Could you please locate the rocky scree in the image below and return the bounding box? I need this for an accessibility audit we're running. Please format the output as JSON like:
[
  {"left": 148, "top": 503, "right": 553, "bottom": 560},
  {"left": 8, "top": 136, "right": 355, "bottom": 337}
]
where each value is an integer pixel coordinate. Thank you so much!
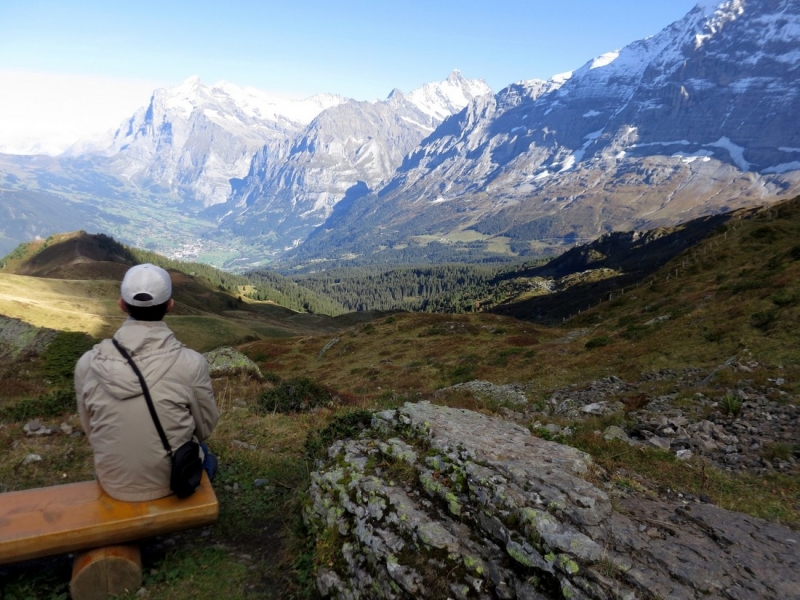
[{"left": 524, "top": 364, "right": 799, "bottom": 476}]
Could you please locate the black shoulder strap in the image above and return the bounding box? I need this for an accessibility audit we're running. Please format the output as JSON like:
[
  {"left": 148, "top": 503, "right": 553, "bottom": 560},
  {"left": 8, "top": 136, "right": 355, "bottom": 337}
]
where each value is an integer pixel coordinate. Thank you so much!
[{"left": 112, "top": 338, "right": 173, "bottom": 460}]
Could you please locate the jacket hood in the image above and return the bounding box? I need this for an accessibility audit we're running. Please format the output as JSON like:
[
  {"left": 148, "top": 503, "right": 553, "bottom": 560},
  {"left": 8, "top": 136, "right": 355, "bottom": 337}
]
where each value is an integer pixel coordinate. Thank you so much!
[{"left": 88, "top": 319, "right": 184, "bottom": 401}]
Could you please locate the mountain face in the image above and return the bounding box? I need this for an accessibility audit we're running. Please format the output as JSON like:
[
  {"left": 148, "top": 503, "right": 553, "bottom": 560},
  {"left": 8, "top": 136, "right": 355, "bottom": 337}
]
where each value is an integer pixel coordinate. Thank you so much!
[
  {"left": 1, "top": 0, "right": 799, "bottom": 268},
  {"left": 208, "top": 71, "right": 492, "bottom": 252},
  {"left": 288, "top": 0, "right": 800, "bottom": 265},
  {"left": 93, "top": 77, "right": 347, "bottom": 208}
]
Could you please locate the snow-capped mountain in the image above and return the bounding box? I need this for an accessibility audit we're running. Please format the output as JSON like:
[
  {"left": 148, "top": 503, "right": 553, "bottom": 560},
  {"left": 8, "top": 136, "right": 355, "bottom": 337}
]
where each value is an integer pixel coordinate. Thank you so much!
[
  {"left": 289, "top": 0, "right": 800, "bottom": 263},
  {"left": 95, "top": 76, "right": 346, "bottom": 207},
  {"left": 211, "top": 71, "right": 492, "bottom": 249},
  {"left": 405, "top": 69, "right": 495, "bottom": 124},
  {"left": 1, "top": 0, "right": 797, "bottom": 267}
]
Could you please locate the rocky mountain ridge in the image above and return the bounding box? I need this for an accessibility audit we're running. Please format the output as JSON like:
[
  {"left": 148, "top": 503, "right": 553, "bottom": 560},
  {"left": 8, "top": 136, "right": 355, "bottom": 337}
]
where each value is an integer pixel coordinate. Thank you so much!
[
  {"left": 201, "top": 70, "right": 493, "bottom": 251},
  {"left": 95, "top": 71, "right": 491, "bottom": 215},
  {"left": 288, "top": 0, "right": 800, "bottom": 266}
]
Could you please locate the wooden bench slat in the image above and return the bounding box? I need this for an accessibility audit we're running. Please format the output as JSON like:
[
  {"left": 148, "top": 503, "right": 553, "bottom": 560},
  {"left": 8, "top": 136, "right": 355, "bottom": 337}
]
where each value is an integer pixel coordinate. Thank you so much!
[{"left": 0, "top": 473, "right": 218, "bottom": 564}]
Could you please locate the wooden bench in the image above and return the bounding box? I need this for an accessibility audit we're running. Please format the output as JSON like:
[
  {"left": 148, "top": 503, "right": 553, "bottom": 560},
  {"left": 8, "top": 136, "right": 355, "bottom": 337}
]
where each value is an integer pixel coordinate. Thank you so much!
[{"left": 0, "top": 473, "right": 218, "bottom": 599}]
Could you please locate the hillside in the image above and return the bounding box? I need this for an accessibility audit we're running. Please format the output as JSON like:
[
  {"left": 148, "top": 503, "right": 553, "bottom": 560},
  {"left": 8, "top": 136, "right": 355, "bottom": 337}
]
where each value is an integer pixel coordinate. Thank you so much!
[
  {"left": 483, "top": 203, "right": 761, "bottom": 323},
  {"left": 0, "top": 232, "right": 360, "bottom": 355},
  {"left": 284, "top": 198, "right": 791, "bottom": 320},
  {"left": 239, "top": 188, "right": 800, "bottom": 397},
  {"left": 490, "top": 195, "right": 800, "bottom": 369},
  {"left": 1, "top": 199, "right": 799, "bottom": 598},
  {"left": 0, "top": 198, "right": 800, "bottom": 600}
]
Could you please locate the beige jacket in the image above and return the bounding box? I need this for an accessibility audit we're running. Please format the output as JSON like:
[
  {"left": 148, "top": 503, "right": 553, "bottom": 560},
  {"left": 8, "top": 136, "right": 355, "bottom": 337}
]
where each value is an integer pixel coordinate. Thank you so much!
[{"left": 75, "top": 319, "right": 218, "bottom": 501}]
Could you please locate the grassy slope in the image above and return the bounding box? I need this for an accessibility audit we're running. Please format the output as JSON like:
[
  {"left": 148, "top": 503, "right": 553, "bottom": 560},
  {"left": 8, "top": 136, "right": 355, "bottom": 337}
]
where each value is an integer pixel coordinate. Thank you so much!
[
  {"left": 0, "top": 249, "right": 357, "bottom": 355},
  {"left": 564, "top": 198, "right": 800, "bottom": 371},
  {"left": 0, "top": 274, "right": 120, "bottom": 337},
  {"left": 2, "top": 199, "right": 800, "bottom": 598},
  {"left": 242, "top": 197, "right": 800, "bottom": 396},
  {"left": 0, "top": 269, "right": 368, "bottom": 354}
]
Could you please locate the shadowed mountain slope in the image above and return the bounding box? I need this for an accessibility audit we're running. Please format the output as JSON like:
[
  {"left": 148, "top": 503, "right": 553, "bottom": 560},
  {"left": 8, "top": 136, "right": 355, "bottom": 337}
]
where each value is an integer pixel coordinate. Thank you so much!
[{"left": 489, "top": 195, "right": 800, "bottom": 350}]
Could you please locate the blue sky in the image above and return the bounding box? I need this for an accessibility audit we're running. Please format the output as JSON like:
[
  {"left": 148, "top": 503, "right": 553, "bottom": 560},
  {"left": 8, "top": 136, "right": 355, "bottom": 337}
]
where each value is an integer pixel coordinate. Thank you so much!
[{"left": 0, "top": 0, "right": 700, "bottom": 153}]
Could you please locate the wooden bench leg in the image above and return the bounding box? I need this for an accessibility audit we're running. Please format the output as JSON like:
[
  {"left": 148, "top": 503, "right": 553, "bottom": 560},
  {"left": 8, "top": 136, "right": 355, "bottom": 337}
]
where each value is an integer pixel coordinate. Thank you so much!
[{"left": 71, "top": 545, "right": 142, "bottom": 600}]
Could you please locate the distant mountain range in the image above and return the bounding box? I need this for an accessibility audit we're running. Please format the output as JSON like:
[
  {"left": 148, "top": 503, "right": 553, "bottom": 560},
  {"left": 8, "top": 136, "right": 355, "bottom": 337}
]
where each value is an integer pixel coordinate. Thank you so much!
[{"left": 0, "top": 0, "right": 798, "bottom": 269}]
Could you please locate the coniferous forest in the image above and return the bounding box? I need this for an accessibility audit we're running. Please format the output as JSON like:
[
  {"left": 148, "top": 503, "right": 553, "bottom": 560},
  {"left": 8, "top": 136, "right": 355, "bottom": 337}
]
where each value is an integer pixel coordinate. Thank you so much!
[{"left": 285, "top": 262, "right": 541, "bottom": 313}]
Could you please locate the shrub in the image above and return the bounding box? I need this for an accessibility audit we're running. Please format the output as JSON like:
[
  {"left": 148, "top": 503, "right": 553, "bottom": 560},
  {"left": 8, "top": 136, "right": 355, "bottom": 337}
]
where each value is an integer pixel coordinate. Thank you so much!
[
  {"left": 304, "top": 409, "right": 374, "bottom": 459},
  {"left": 703, "top": 328, "right": 725, "bottom": 343},
  {"left": 749, "top": 226, "right": 778, "bottom": 243},
  {"left": 448, "top": 354, "right": 479, "bottom": 384},
  {"left": 585, "top": 336, "right": 611, "bottom": 349},
  {"left": 257, "top": 377, "right": 334, "bottom": 414},
  {"left": 721, "top": 393, "right": 743, "bottom": 417},
  {"left": 771, "top": 291, "right": 798, "bottom": 308},
  {"left": 530, "top": 426, "right": 567, "bottom": 444},
  {"left": 0, "top": 388, "right": 77, "bottom": 422},
  {"left": 40, "top": 332, "right": 97, "bottom": 381},
  {"left": 261, "top": 371, "right": 282, "bottom": 384},
  {"left": 449, "top": 364, "right": 475, "bottom": 384},
  {"left": 490, "top": 347, "right": 523, "bottom": 366},
  {"left": 761, "top": 442, "right": 792, "bottom": 462},
  {"left": 622, "top": 324, "right": 650, "bottom": 341},
  {"left": 3, "top": 242, "right": 29, "bottom": 262},
  {"left": 751, "top": 309, "right": 779, "bottom": 331}
]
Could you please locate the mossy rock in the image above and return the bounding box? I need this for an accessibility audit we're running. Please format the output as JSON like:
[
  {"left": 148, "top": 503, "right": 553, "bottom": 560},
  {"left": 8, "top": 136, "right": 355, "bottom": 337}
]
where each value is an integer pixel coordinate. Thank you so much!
[{"left": 203, "top": 346, "right": 264, "bottom": 380}]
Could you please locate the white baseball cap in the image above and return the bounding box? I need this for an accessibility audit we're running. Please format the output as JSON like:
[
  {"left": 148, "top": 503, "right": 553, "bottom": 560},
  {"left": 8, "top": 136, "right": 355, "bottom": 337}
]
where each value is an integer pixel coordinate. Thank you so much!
[{"left": 120, "top": 264, "right": 172, "bottom": 307}]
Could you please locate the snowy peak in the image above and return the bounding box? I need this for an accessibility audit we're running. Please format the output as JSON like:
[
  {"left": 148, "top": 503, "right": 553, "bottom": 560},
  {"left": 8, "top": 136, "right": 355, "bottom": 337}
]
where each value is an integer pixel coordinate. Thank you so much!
[
  {"left": 694, "top": 0, "right": 746, "bottom": 24},
  {"left": 405, "top": 70, "right": 492, "bottom": 122},
  {"left": 213, "top": 81, "right": 347, "bottom": 125},
  {"left": 97, "top": 76, "right": 351, "bottom": 208},
  {"left": 151, "top": 76, "right": 347, "bottom": 126},
  {"left": 498, "top": 76, "right": 567, "bottom": 108},
  {"left": 570, "top": 0, "right": 793, "bottom": 87}
]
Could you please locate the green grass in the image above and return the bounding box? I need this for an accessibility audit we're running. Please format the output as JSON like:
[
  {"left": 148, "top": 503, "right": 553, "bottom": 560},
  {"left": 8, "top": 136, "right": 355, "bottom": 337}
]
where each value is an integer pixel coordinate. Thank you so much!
[
  {"left": 39, "top": 332, "right": 97, "bottom": 381},
  {"left": 133, "top": 547, "right": 251, "bottom": 600},
  {"left": 167, "top": 315, "right": 261, "bottom": 353},
  {"left": 0, "top": 388, "right": 77, "bottom": 423}
]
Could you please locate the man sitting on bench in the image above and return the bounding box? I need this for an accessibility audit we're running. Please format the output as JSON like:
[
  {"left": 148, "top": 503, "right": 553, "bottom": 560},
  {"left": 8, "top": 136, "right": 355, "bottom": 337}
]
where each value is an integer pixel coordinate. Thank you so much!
[{"left": 74, "top": 263, "right": 219, "bottom": 502}]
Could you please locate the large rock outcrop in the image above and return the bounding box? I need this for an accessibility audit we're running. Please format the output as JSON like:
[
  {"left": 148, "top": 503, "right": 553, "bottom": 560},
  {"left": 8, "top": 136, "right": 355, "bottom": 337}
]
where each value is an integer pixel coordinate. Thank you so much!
[{"left": 304, "top": 402, "right": 799, "bottom": 599}]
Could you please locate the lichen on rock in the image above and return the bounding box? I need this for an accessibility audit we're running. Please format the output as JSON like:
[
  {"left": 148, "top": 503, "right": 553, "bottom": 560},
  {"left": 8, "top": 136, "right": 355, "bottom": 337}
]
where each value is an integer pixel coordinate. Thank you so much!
[
  {"left": 304, "top": 401, "right": 800, "bottom": 599},
  {"left": 203, "top": 346, "right": 263, "bottom": 379}
]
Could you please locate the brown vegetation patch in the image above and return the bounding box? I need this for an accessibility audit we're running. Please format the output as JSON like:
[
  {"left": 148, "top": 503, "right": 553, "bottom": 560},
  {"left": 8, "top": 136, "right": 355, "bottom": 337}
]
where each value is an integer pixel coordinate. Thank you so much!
[
  {"left": 622, "top": 393, "right": 651, "bottom": 412},
  {"left": 505, "top": 334, "right": 540, "bottom": 346},
  {"left": 243, "top": 341, "right": 293, "bottom": 361},
  {"left": 0, "top": 377, "right": 49, "bottom": 401}
]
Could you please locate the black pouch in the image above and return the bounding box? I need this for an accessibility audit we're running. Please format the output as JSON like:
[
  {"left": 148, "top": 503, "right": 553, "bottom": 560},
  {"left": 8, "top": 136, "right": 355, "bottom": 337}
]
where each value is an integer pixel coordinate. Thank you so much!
[{"left": 170, "top": 439, "right": 203, "bottom": 499}]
